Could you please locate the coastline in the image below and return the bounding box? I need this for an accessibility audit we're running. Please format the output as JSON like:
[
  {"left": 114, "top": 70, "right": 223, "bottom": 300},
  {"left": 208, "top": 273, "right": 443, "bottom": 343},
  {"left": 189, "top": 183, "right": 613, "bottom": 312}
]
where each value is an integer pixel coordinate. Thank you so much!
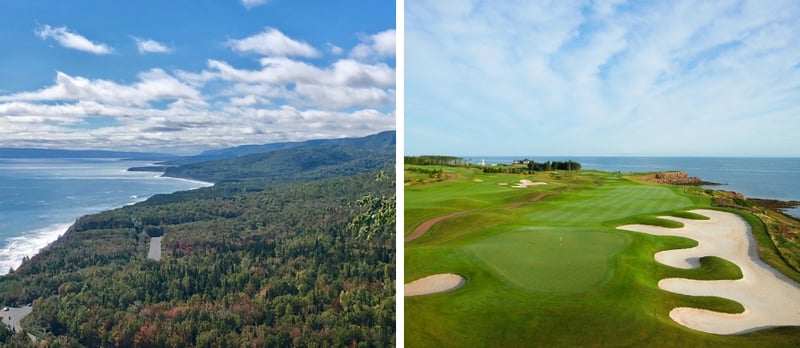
[
  {"left": 158, "top": 173, "right": 215, "bottom": 188},
  {"left": 126, "top": 161, "right": 215, "bottom": 188},
  {"left": 0, "top": 168, "right": 214, "bottom": 276}
]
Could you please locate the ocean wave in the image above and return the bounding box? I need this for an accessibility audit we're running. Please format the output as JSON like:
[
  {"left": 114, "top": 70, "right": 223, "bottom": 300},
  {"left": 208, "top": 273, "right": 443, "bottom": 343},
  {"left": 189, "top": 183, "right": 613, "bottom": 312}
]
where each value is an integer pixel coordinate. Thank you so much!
[{"left": 0, "top": 222, "right": 73, "bottom": 276}]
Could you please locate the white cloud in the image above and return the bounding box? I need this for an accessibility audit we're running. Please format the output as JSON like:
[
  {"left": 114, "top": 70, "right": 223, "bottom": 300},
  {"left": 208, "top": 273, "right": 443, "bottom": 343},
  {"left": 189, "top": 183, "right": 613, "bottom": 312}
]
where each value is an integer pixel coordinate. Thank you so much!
[
  {"left": 405, "top": 0, "right": 800, "bottom": 156},
  {"left": 0, "top": 60, "right": 395, "bottom": 152},
  {"left": 327, "top": 42, "right": 343, "bottom": 55},
  {"left": 351, "top": 29, "right": 395, "bottom": 60},
  {"left": 5, "top": 23, "right": 396, "bottom": 152},
  {"left": 0, "top": 101, "right": 394, "bottom": 152},
  {"left": 0, "top": 69, "right": 202, "bottom": 107},
  {"left": 293, "top": 84, "right": 395, "bottom": 109},
  {"left": 35, "top": 25, "right": 112, "bottom": 55},
  {"left": 226, "top": 27, "right": 318, "bottom": 57},
  {"left": 133, "top": 37, "right": 172, "bottom": 54},
  {"left": 229, "top": 95, "right": 270, "bottom": 107},
  {"left": 197, "top": 57, "right": 395, "bottom": 87},
  {"left": 240, "top": 0, "right": 269, "bottom": 10},
  {"left": 181, "top": 57, "right": 395, "bottom": 109}
]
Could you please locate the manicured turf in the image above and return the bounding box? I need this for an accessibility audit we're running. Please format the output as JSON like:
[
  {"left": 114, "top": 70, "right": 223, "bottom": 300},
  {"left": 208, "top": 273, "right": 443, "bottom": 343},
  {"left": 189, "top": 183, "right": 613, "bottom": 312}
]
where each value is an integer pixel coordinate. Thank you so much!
[
  {"left": 469, "top": 228, "right": 627, "bottom": 292},
  {"left": 405, "top": 166, "right": 800, "bottom": 347}
]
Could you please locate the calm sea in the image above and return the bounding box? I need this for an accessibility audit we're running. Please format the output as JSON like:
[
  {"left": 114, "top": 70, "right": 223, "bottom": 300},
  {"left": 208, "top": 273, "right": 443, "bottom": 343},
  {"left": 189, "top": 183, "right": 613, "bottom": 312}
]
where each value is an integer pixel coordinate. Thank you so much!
[
  {"left": 0, "top": 158, "right": 212, "bottom": 275},
  {"left": 466, "top": 156, "right": 800, "bottom": 218}
]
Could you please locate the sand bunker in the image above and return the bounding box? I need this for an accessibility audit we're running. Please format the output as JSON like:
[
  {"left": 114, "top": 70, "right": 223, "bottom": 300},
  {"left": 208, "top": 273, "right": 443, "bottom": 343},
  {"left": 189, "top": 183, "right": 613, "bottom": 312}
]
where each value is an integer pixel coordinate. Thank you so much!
[
  {"left": 473, "top": 179, "right": 484, "bottom": 183},
  {"left": 405, "top": 273, "right": 466, "bottom": 296},
  {"left": 618, "top": 209, "right": 800, "bottom": 335},
  {"left": 512, "top": 179, "right": 547, "bottom": 188}
]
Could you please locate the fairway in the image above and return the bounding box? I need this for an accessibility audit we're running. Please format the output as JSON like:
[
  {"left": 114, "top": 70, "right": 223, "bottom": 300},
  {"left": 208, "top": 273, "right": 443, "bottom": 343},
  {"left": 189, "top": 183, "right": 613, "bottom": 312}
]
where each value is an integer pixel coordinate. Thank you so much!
[
  {"left": 405, "top": 165, "right": 800, "bottom": 347},
  {"left": 469, "top": 228, "right": 627, "bottom": 292}
]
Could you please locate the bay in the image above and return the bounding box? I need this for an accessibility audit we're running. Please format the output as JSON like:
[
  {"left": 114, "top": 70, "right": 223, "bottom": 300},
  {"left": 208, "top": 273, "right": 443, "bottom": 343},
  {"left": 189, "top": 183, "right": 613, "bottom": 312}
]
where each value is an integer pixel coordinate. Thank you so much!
[{"left": 0, "top": 158, "right": 212, "bottom": 275}]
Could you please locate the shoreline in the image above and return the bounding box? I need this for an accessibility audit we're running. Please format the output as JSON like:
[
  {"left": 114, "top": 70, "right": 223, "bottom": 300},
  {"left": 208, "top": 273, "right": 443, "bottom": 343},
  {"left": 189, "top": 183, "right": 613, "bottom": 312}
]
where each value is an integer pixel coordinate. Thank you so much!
[
  {"left": 158, "top": 173, "right": 215, "bottom": 188},
  {"left": 0, "top": 169, "right": 214, "bottom": 276},
  {"left": 0, "top": 222, "right": 72, "bottom": 275}
]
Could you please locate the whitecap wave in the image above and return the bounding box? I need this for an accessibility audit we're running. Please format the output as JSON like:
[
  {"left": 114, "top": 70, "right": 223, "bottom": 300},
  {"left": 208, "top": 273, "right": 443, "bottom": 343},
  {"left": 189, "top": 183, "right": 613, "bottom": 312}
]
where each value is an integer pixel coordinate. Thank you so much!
[{"left": 0, "top": 222, "right": 72, "bottom": 276}]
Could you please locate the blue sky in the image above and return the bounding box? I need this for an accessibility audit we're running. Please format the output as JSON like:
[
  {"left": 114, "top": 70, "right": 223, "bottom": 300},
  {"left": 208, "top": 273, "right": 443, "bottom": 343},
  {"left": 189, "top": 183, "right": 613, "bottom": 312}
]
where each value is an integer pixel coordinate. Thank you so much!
[
  {"left": 0, "top": 0, "right": 395, "bottom": 154},
  {"left": 405, "top": 0, "right": 800, "bottom": 157}
]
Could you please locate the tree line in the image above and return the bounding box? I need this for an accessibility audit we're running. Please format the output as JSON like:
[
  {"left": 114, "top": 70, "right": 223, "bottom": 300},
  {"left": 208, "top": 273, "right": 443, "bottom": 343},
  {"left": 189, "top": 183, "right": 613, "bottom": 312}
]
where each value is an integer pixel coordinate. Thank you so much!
[
  {"left": 482, "top": 160, "right": 581, "bottom": 174},
  {"left": 404, "top": 156, "right": 469, "bottom": 166}
]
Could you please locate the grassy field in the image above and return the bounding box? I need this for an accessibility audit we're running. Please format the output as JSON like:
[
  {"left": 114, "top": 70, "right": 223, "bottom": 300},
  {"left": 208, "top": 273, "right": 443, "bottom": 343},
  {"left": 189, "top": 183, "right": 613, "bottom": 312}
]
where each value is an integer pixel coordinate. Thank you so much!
[{"left": 404, "top": 166, "right": 800, "bottom": 347}]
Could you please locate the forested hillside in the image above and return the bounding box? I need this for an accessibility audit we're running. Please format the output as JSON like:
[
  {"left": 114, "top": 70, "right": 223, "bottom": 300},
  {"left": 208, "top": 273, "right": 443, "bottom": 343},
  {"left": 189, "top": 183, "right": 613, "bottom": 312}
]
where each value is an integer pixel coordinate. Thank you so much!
[
  {"left": 0, "top": 132, "right": 396, "bottom": 347},
  {"left": 165, "top": 145, "right": 393, "bottom": 184},
  {"left": 164, "top": 130, "right": 395, "bottom": 166}
]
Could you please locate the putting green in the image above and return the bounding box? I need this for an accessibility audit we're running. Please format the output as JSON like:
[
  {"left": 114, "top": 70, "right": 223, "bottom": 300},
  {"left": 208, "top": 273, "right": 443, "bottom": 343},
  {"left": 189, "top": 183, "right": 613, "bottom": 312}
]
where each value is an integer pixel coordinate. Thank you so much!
[{"left": 468, "top": 228, "right": 627, "bottom": 292}]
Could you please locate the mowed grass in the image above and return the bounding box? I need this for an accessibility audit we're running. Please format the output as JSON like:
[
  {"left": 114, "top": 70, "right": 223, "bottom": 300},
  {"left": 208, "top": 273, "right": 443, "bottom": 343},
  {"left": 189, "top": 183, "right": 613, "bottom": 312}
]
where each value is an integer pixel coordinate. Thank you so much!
[
  {"left": 404, "top": 166, "right": 800, "bottom": 347},
  {"left": 404, "top": 167, "right": 566, "bottom": 237},
  {"left": 469, "top": 228, "right": 627, "bottom": 292}
]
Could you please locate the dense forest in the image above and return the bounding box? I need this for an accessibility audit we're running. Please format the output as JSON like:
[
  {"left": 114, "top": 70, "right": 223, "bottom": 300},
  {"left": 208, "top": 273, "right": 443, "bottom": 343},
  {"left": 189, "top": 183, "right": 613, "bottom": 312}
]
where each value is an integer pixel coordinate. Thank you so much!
[{"left": 0, "top": 132, "right": 395, "bottom": 347}]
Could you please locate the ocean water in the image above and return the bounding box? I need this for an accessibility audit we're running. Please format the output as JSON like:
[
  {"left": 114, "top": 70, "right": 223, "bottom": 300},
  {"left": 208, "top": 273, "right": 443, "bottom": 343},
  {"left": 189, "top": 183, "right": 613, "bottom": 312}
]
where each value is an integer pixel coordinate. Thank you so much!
[
  {"left": 0, "top": 158, "right": 212, "bottom": 275},
  {"left": 466, "top": 156, "right": 800, "bottom": 218}
]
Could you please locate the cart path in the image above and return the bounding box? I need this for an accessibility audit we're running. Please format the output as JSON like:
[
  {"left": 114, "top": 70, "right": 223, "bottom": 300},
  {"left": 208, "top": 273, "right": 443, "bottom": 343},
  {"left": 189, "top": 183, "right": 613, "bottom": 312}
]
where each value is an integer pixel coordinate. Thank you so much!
[
  {"left": 405, "top": 192, "right": 552, "bottom": 243},
  {"left": 404, "top": 210, "right": 475, "bottom": 242}
]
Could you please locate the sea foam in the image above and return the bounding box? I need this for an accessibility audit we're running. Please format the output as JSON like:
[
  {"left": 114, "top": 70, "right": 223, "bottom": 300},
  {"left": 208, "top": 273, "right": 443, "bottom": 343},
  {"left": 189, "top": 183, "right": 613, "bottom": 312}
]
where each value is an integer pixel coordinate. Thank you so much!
[{"left": 0, "top": 222, "right": 72, "bottom": 275}]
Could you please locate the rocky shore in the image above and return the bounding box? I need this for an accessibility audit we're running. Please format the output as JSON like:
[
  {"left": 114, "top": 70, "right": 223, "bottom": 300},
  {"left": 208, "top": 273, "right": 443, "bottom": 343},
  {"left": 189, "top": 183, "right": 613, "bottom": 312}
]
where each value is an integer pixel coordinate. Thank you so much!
[
  {"left": 749, "top": 198, "right": 800, "bottom": 212},
  {"left": 643, "top": 171, "right": 722, "bottom": 186}
]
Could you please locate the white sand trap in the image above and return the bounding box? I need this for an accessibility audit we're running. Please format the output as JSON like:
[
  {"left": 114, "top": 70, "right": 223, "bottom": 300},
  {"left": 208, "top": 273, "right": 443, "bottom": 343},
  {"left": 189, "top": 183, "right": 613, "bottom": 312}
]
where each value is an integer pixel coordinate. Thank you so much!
[
  {"left": 618, "top": 209, "right": 800, "bottom": 335},
  {"left": 473, "top": 179, "right": 484, "bottom": 183},
  {"left": 405, "top": 273, "right": 466, "bottom": 296},
  {"left": 511, "top": 179, "right": 547, "bottom": 188},
  {"left": 498, "top": 182, "right": 508, "bottom": 186}
]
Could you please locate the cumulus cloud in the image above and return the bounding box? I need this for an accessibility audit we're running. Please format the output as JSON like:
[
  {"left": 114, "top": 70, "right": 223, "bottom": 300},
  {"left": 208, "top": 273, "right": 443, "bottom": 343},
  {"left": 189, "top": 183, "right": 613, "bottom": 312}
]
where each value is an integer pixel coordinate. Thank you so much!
[
  {"left": 178, "top": 57, "right": 395, "bottom": 110},
  {"left": 293, "top": 84, "right": 395, "bottom": 110},
  {"left": 226, "top": 27, "right": 318, "bottom": 57},
  {"left": 133, "top": 37, "right": 172, "bottom": 54},
  {"left": 0, "top": 69, "right": 202, "bottom": 107},
  {"left": 0, "top": 100, "right": 394, "bottom": 152},
  {"left": 196, "top": 57, "right": 395, "bottom": 87},
  {"left": 35, "top": 25, "right": 112, "bottom": 54},
  {"left": 350, "top": 29, "right": 395, "bottom": 60},
  {"left": 5, "top": 23, "right": 396, "bottom": 152}
]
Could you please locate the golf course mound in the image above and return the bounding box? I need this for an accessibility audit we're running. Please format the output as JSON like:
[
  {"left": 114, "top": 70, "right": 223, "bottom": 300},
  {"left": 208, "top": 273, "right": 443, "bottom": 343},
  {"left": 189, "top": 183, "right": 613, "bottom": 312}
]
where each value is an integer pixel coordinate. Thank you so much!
[
  {"left": 618, "top": 209, "right": 800, "bottom": 335},
  {"left": 405, "top": 273, "right": 466, "bottom": 296}
]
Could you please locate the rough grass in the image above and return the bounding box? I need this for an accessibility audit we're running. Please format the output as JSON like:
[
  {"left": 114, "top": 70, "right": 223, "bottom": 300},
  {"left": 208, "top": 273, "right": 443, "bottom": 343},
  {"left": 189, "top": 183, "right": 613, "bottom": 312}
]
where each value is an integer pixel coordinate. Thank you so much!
[{"left": 405, "top": 166, "right": 800, "bottom": 347}]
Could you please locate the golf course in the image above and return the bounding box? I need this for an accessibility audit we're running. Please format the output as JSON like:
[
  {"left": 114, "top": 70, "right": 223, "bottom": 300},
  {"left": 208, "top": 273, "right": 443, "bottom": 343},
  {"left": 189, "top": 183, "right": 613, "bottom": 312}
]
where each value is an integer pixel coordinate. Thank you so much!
[{"left": 404, "top": 162, "right": 800, "bottom": 347}]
